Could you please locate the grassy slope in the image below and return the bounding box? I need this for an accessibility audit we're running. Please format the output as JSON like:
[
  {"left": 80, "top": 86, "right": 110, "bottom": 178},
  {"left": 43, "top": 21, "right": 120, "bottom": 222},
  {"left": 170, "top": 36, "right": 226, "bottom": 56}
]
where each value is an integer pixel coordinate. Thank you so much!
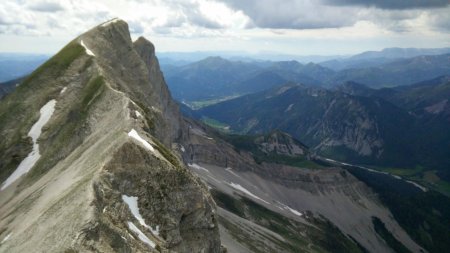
[{"left": 26, "top": 75, "right": 104, "bottom": 181}]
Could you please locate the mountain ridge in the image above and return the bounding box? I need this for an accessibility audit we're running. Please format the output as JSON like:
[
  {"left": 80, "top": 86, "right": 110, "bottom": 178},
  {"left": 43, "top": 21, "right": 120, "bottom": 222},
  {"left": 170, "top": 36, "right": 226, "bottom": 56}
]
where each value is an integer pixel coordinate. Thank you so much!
[{"left": 0, "top": 18, "right": 221, "bottom": 252}]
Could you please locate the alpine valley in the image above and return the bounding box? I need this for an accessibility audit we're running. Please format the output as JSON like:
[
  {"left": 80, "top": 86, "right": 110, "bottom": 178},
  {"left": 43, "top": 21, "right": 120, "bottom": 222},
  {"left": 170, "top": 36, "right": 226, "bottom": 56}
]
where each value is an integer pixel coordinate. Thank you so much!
[{"left": 1, "top": 19, "right": 450, "bottom": 253}]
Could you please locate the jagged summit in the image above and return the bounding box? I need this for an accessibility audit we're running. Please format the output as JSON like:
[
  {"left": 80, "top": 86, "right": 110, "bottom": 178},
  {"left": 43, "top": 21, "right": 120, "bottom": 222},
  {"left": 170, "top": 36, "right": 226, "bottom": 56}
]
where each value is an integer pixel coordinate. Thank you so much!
[
  {"left": 0, "top": 19, "right": 220, "bottom": 252},
  {"left": 76, "top": 18, "right": 181, "bottom": 145}
]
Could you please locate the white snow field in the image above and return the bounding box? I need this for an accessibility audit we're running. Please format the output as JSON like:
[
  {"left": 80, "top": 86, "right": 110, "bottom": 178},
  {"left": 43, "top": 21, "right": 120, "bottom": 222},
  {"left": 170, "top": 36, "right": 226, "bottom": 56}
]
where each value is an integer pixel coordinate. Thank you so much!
[
  {"left": 128, "top": 129, "right": 155, "bottom": 152},
  {"left": 1, "top": 99, "right": 56, "bottom": 190}
]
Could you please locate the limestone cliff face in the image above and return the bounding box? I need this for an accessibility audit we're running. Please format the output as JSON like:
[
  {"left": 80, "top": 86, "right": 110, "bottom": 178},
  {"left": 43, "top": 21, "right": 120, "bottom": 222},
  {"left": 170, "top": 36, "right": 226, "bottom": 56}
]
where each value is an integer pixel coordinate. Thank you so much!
[{"left": 0, "top": 19, "right": 220, "bottom": 253}]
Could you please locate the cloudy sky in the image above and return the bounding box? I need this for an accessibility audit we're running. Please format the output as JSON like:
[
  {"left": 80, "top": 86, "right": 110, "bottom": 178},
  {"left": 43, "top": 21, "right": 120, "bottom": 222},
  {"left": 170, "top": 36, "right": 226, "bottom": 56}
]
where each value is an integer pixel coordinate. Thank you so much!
[{"left": 1, "top": 0, "right": 449, "bottom": 55}]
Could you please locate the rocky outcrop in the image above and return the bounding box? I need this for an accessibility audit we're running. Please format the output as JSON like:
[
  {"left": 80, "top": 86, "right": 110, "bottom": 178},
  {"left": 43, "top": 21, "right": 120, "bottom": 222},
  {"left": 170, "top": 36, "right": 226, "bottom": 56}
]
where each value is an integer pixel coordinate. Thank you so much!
[
  {"left": 253, "top": 130, "right": 308, "bottom": 156},
  {"left": 0, "top": 19, "right": 221, "bottom": 252}
]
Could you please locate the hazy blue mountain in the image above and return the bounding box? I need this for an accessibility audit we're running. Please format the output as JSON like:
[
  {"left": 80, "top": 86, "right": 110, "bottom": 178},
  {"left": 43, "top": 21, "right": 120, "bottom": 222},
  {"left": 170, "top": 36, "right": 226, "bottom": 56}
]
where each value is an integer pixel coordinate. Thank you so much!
[
  {"left": 336, "top": 75, "right": 450, "bottom": 121},
  {"left": 157, "top": 50, "right": 346, "bottom": 63},
  {"left": 0, "top": 53, "right": 48, "bottom": 82},
  {"left": 321, "top": 47, "right": 450, "bottom": 71},
  {"left": 320, "top": 57, "right": 395, "bottom": 71},
  {"left": 164, "top": 56, "right": 263, "bottom": 101},
  {"left": 351, "top": 47, "right": 450, "bottom": 60},
  {"left": 231, "top": 70, "right": 287, "bottom": 94},
  {"left": 328, "top": 54, "right": 450, "bottom": 88},
  {"left": 164, "top": 57, "right": 336, "bottom": 102},
  {"left": 334, "top": 81, "right": 375, "bottom": 96},
  {"left": 267, "top": 61, "right": 334, "bottom": 85},
  {"left": 164, "top": 52, "right": 450, "bottom": 103}
]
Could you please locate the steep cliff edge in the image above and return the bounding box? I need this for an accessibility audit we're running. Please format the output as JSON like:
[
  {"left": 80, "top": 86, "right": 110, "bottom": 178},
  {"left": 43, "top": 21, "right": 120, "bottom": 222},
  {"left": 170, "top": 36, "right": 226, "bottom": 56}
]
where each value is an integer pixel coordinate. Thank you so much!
[{"left": 0, "top": 19, "right": 220, "bottom": 252}]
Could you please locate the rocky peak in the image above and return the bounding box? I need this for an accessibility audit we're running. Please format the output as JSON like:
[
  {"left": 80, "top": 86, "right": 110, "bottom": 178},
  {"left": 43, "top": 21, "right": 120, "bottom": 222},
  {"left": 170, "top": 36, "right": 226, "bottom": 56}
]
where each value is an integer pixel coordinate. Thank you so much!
[
  {"left": 0, "top": 19, "right": 220, "bottom": 252},
  {"left": 133, "top": 36, "right": 181, "bottom": 141},
  {"left": 75, "top": 18, "right": 181, "bottom": 146},
  {"left": 80, "top": 18, "right": 133, "bottom": 58},
  {"left": 134, "top": 36, "right": 156, "bottom": 59},
  {"left": 255, "top": 130, "right": 308, "bottom": 156}
]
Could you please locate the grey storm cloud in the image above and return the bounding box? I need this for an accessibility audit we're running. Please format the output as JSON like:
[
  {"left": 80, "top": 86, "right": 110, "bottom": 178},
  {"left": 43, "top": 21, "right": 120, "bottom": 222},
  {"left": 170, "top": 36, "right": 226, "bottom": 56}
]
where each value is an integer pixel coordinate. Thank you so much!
[
  {"left": 217, "top": 0, "right": 357, "bottom": 29},
  {"left": 28, "top": 1, "right": 65, "bottom": 12},
  {"left": 325, "top": 0, "right": 450, "bottom": 10},
  {"left": 217, "top": 0, "right": 450, "bottom": 32}
]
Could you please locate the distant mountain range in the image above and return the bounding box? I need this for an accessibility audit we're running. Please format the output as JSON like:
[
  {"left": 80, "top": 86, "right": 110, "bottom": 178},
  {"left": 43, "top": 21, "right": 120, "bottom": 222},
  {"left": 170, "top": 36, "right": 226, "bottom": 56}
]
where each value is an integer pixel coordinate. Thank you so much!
[
  {"left": 2, "top": 47, "right": 450, "bottom": 100},
  {"left": 0, "top": 53, "right": 48, "bottom": 82},
  {"left": 195, "top": 76, "right": 450, "bottom": 174},
  {"left": 163, "top": 52, "right": 450, "bottom": 102},
  {"left": 321, "top": 47, "right": 450, "bottom": 71},
  {"left": 330, "top": 54, "right": 450, "bottom": 87},
  {"left": 157, "top": 51, "right": 346, "bottom": 63},
  {"left": 336, "top": 75, "right": 450, "bottom": 121}
]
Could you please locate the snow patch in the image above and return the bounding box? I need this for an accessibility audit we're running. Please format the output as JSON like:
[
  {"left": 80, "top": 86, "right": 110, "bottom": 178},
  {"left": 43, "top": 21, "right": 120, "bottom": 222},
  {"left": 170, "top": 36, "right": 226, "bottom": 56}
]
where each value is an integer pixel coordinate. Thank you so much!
[
  {"left": 228, "top": 182, "right": 269, "bottom": 204},
  {"left": 1, "top": 233, "right": 12, "bottom": 244},
  {"left": 1, "top": 100, "right": 56, "bottom": 190},
  {"left": 122, "top": 195, "right": 160, "bottom": 235},
  {"left": 80, "top": 40, "right": 95, "bottom": 56},
  {"left": 188, "top": 163, "right": 209, "bottom": 173},
  {"left": 180, "top": 145, "right": 185, "bottom": 153},
  {"left": 284, "top": 205, "right": 302, "bottom": 216},
  {"left": 225, "top": 167, "right": 239, "bottom": 177},
  {"left": 135, "top": 110, "right": 143, "bottom": 118},
  {"left": 286, "top": 207, "right": 303, "bottom": 216},
  {"left": 60, "top": 87, "right": 67, "bottom": 94},
  {"left": 127, "top": 129, "right": 155, "bottom": 152},
  {"left": 127, "top": 222, "right": 156, "bottom": 248},
  {"left": 277, "top": 202, "right": 303, "bottom": 216},
  {"left": 285, "top": 104, "right": 294, "bottom": 112}
]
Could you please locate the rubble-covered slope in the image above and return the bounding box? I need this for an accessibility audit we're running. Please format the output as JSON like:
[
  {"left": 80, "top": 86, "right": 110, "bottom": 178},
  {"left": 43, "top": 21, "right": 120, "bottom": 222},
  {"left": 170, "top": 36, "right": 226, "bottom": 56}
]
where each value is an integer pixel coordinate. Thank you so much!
[{"left": 179, "top": 119, "right": 425, "bottom": 253}]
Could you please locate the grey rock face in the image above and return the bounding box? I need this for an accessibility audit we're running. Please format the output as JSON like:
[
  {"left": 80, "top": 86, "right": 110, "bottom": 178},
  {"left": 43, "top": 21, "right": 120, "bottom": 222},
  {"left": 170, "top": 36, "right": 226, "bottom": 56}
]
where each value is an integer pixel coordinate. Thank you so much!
[
  {"left": 80, "top": 20, "right": 181, "bottom": 146},
  {"left": 81, "top": 142, "right": 220, "bottom": 252},
  {"left": 0, "top": 18, "right": 221, "bottom": 253}
]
